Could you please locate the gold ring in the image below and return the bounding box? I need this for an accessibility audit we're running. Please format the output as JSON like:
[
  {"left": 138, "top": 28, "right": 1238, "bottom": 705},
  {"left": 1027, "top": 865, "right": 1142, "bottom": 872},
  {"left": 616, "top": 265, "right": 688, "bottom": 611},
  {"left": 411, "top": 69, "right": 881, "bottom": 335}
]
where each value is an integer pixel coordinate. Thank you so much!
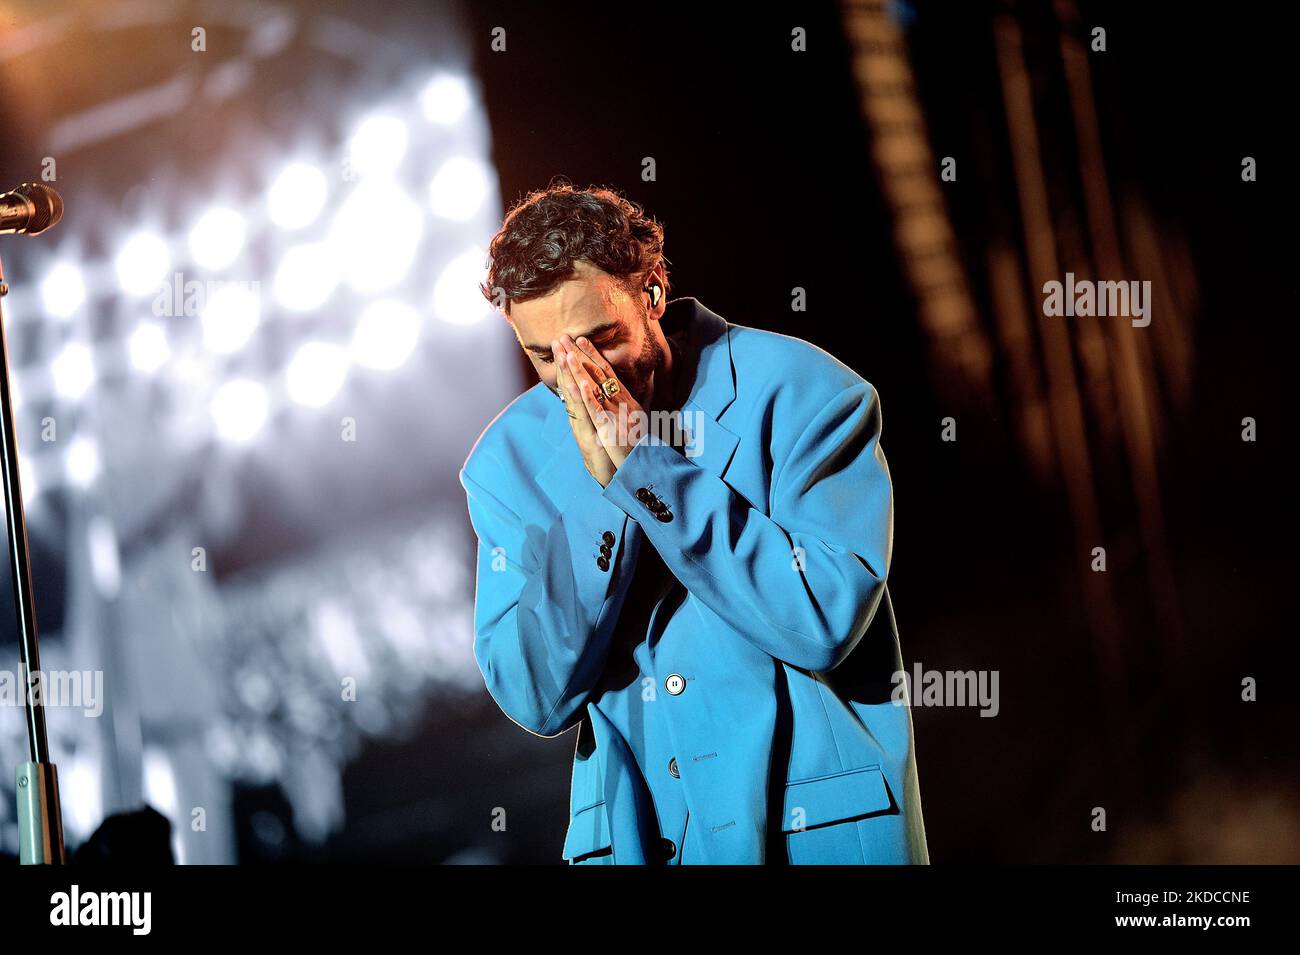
[{"left": 599, "top": 376, "right": 620, "bottom": 399}]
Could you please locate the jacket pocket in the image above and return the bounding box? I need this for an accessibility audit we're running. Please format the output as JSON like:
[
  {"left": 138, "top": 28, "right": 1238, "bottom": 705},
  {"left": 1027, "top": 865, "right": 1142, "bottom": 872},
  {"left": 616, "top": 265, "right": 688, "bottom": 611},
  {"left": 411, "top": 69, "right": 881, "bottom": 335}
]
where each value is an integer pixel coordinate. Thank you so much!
[
  {"left": 562, "top": 800, "right": 613, "bottom": 863},
  {"left": 780, "top": 763, "right": 896, "bottom": 833}
]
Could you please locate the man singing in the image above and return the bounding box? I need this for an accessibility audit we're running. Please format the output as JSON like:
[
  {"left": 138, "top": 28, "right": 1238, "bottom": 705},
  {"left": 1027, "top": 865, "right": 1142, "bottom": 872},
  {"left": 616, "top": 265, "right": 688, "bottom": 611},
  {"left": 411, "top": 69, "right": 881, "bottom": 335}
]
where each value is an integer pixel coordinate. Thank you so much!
[{"left": 459, "top": 183, "right": 929, "bottom": 864}]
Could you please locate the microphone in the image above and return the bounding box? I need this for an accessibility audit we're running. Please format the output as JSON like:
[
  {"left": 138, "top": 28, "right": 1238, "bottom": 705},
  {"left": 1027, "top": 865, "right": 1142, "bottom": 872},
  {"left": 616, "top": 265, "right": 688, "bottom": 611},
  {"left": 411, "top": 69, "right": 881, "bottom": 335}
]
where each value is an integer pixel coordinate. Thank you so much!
[{"left": 0, "top": 183, "right": 64, "bottom": 236}]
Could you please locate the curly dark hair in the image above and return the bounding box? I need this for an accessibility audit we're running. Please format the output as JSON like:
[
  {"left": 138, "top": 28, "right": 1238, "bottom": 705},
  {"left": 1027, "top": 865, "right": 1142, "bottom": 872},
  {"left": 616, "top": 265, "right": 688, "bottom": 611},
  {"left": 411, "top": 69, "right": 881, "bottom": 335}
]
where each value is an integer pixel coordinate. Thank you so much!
[{"left": 479, "top": 179, "right": 670, "bottom": 316}]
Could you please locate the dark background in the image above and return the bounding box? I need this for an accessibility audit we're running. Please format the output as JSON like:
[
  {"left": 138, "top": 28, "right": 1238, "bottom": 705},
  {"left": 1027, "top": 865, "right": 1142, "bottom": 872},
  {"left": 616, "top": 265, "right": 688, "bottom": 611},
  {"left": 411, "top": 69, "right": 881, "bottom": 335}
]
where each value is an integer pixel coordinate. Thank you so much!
[
  {"left": 0, "top": 0, "right": 1294, "bottom": 863},
  {"left": 416, "top": 0, "right": 1297, "bottom": 863}
]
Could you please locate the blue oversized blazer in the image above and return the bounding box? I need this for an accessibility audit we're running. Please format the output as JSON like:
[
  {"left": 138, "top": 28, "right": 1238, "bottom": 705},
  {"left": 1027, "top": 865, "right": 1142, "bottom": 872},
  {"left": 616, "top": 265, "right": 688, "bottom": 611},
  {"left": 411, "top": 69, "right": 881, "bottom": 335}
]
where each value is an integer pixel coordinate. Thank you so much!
[{"left": 459, "top": 297, "right": 930, "bottom": 864}]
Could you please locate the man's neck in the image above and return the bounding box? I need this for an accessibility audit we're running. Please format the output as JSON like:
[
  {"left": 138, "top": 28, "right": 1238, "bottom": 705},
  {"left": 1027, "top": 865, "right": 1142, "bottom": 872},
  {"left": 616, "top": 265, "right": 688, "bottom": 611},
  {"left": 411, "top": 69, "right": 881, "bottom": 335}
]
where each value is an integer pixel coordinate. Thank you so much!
[{"left": 649, "top": 333, "right": 682, "bottom": 415}]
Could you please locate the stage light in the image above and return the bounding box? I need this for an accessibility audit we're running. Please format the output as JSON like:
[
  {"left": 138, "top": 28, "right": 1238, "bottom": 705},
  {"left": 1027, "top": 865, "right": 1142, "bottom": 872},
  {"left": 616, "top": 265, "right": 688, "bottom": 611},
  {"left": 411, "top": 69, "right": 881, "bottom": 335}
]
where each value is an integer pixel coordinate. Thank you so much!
[
  {"left": 87, "top": 514, "right": 122, "bottom": 599},
  {"left": 346, "top": 113, "right": 408, "bottom": 177},
  {"left": 352, "top": 300, "right": 420, "bottom": 370},
  {"left": 211, "top": 379, "right": 269, "bottom": 443},
  {"left": 267, "top": 161, "right": 328, "bottom": 230},
  {"left": 315, "top": 600, "right": 370, "bottom": 681},
  {"left": 167, "top": 353, "right": 214, "bottom": 396},
  {"left": 428, "top": 155, "right": 491, "bottom": 222},
  {"left": 19, "top": 456, "right": 37, "bottom": 499},
  {"left": 41, "top": 262, "right": 86, "bottom": 319},
  {"left": 273, "top": 242, "right": 339, "bottom": 311},
  {"left": 201, "top": 283, "right": 261, "bottom": 353},
  {"left": 63, "top": 756, "right": 103, "bottom": 841},
  {"left": 114, "top": 232, "right": 171, "bottom": 297},
  {"left": 420, "top": 73, "right": 471, "bottom": 125},
  {"left": 330, "top": 180, "right": 422, "bottom": 294},
  {"left": 433, "top": 248, "right": 492, "bottom": 326},
  {"left": 143, "top": 747, "right": 179, "bottom": 818},
  {"left": 188, "top": 207, "right": 247, "bottom": 270},
  {"left": 129, "top": 321, "right": 171, "bottom": 372},
  {"left": 51, "top": 341, "right": 96, "bottom": 400},
  {"left": 65, "top": 436, "right": 101, "bottom": 487},
  {"left": 286, "top": 341, "right": 348, "bottom": 407}
]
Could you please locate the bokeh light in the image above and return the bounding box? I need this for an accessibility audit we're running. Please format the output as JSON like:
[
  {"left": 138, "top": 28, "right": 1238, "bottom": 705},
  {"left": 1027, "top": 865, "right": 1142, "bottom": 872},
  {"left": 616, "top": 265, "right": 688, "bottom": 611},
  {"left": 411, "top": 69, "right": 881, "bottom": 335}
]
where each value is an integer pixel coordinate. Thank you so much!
[{"left": 352, "top": 300, "right": 420, "bottom": 370}]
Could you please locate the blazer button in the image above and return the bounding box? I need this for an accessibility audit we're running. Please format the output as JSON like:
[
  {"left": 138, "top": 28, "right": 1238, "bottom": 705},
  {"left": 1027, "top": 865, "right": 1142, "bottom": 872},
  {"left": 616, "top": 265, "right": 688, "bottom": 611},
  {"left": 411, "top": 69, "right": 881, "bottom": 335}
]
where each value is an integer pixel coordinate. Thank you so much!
[
  {"left": 635, "top": 488, "right": 654, "bottom": 503},
  {"left": 602, "top": 531, "right": 615, "bottom": 546},
  {"left": 668, "top": 757, "right": 679, "bottom": 779},
  {"left": 597, "top": 555, "right": 610, "bottom": 572},
  {"left": 599, "top": 542, "right": 612, "bottom": 557},
  {"left": 655, "top": 510, "right": 673, "bottom": 523},
  {"left": 647, "top": 499, "right": 665, "bottom": 513},
  {"left": 659, "top": 837, "right": 676, "bottom": 861},
  {"left": 664, "top": 673, "right": 685, "bottom": 695}
]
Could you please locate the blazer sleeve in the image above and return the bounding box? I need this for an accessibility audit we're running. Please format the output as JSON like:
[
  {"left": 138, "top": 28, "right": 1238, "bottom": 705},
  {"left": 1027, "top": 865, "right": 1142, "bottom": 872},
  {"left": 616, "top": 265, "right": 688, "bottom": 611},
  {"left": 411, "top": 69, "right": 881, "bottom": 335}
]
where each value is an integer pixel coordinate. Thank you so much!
[
  {"left": 601, "top": 380, "right": 892, "bottom": 673},
  {"left": 461, "top": 465, "right": 630, "bottom": 737}
]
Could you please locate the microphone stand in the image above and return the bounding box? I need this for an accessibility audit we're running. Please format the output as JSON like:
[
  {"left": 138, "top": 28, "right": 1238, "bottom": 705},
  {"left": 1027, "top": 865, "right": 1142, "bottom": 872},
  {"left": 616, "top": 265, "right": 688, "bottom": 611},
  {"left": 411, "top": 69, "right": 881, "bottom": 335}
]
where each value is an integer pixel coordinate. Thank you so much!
[{"left": 0, "top": 251, "right": 67, "bottom": 864}]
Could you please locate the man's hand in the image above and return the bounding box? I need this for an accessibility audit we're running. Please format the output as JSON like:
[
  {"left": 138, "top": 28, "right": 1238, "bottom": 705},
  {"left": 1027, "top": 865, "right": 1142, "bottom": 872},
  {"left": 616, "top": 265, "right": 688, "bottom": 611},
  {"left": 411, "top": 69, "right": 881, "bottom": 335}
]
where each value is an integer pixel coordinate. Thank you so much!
[
  {"left": 555, "top": 337, "right": 617, "bottom": 487},
  {"left": 557, "top": 333, "right": 648, "bottom": 470}
]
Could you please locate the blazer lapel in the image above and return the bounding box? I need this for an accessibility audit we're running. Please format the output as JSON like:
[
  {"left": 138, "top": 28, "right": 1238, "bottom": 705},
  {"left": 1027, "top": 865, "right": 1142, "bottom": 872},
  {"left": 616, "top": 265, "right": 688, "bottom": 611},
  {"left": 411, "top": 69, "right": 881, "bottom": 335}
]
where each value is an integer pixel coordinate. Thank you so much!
[{"left": 674, "top": 298, "right": 741, "bottom": 481}]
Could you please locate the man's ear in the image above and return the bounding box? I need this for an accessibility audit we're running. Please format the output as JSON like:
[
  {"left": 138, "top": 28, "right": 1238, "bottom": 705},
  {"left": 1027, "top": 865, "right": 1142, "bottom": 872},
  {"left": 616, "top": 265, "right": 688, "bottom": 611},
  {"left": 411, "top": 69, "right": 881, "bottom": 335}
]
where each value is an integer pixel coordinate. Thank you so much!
[{"left": 642, "top": 266, "right": 667, "bottom": 314}]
